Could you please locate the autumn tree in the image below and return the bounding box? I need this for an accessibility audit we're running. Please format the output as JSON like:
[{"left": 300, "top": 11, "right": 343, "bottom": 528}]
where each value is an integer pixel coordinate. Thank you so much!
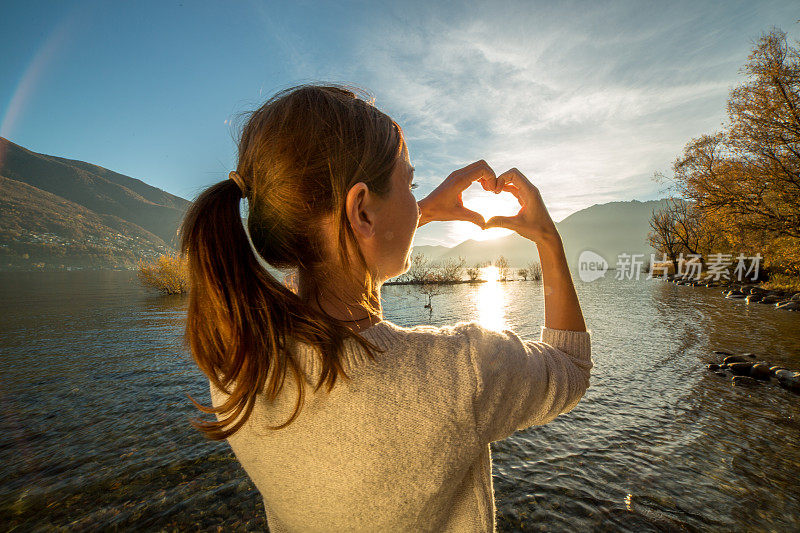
[
  {"left": 495, "top": 255, "right": 510, "bottom": 281},
  {"left": 437, "top": 256, "right": 466, "bottom": 282},
  {"left": 526, "top": 261, "right": 542, "bottom": 281},
  {"left": 466, "top": 263, "right": 481, "bottom": 281},
  {"left": 647, "top": 198, "right": 684, "bottom": 273},
  {"left": 724, "top": 28, "right": 800, "bottom": 239},
  {"left": 654, "top": 28, "right": 800, "bottom": 277},
  {"left": 407, "top": 252, "right": 433, "bottom": 283}
]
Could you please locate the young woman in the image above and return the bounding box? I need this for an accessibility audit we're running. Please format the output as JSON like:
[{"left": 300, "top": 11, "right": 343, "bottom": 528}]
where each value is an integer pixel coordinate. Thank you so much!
[{"left": 180, "top": 84, "right": 592, "bottom": 532}]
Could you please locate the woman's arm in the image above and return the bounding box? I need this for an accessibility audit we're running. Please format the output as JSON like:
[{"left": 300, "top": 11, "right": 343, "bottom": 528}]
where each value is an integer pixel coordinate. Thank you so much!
[
  {"left": 482, "top": 167, "right": 586, "bottom": 332},
  {"left": 537, "top": 233, "right": 586, "bottom": 332}
]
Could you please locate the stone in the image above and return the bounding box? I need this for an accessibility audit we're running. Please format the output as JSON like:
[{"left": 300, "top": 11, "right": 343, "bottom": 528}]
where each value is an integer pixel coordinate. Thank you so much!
[
  {"left": 750, "top": 362, "right": 771, "bottom": 381},
  {"left": 776, "top": 301, "right": 800, "bottom": 311},
  {"left": 745, "top": 294, "right": 764, "bottom": 303},
  {"left": 791, "top": 292, "right": 800, "bottom": 302},
  {"left": 728, "top": 362, "right": 755, "bottom": 376},
  {"left": 707, "top": 363, "right": 720, "bottom": 371},
  {"left": 722, "top": 355, "right": 749, "bottom": 365},
  {"left": 713, "top": 350, "right": 733, "bottom": 356},
  {"left": 770, "top": 366, "right": 789, "bottom": 376},
  {"left": 743, "top": 353, "right": 757, "bottom": 359},
  {"left": 732, "top": 375, "right": 760, "bottom": 387},
  {"left": 714, "top": 371, "right": 727, "bottom": 377},
  {"left": 776, "top": 371, "right": 800, "bottom": 393}
]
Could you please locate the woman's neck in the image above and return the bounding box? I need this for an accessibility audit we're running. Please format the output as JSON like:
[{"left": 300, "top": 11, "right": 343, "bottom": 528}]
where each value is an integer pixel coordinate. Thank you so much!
[{"left": 298, "top": 269, "right": 383, "bottom": 334}]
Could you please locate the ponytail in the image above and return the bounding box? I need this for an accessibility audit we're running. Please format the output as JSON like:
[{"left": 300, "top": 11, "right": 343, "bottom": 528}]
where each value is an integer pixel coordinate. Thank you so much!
[
  {"left": 181, "top": 83, "right": 401, "bottom": 440},
  {"left": 179, "top": 178, "right": 383, "bottom": 441}
]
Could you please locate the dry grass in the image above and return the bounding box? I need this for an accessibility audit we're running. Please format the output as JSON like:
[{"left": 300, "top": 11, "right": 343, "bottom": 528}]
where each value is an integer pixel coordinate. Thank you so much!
[
  {"left": 137, "top": 253, "right": 189, "bottom": 295},
  {"left": 760, "top": 273, "right": 800, "bottom": 294}
]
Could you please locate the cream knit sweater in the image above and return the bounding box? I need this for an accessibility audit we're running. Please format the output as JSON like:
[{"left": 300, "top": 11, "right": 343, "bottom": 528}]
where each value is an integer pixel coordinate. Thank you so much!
[{"left": 209, "top": 319, "right": 593, "bottom": 532}]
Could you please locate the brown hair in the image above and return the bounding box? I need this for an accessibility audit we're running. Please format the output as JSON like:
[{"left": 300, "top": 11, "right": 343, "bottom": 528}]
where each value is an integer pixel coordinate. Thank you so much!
[{"left": 180, "top": 84, "right": 405, "bottom": 440}]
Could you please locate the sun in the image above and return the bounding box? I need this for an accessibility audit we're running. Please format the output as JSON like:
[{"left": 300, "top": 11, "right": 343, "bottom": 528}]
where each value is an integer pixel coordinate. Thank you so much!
[
  {"left": 481, "top": 265, "right": 499, "bottom": 283},
  {"left": 459, "top": 181, "right": 520, "bottom": 242}
]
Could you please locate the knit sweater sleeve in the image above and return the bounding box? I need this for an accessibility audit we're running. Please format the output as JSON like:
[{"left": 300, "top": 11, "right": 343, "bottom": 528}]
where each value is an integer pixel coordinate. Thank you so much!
[{"left": 459, "top": 322, "right": 594, "bottom": 444}]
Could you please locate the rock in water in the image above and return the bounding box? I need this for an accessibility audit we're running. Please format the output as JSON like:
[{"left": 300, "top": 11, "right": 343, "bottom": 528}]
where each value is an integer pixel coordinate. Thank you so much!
[
  {"left": 728, "top": 362, "right": 755, "bottom": 376},
  {"left": 732, "top": 376, "right": 760, "bottom": 387},
  {"left": 776, "top": 370, "right": 800, "bottom": 393},
  {"left": 722, "top": 355, "right": 749, "bottom": 365},
  {"left": 770, "top": 366, "right": 789, "bottom": 376},
  {"left": 750, "top": 362, "right": 771, "bottom": 381}
]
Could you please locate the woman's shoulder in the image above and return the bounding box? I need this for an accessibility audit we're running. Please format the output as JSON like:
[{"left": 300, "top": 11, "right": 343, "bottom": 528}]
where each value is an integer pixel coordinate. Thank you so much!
[{"left": 361, "top": 318, "right": 491, "bottom": 346}]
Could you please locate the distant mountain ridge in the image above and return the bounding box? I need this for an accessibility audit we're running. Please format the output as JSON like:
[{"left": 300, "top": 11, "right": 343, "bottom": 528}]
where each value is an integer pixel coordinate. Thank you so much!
[
  {"left": 412, "top": 199, "right": 676, "bottom": 271},
  {"left": 0, "top": 136, "right": 674, "bottom": 272},
  {"left": 0, "top": 137, "right": 190, "bottom": 270}
]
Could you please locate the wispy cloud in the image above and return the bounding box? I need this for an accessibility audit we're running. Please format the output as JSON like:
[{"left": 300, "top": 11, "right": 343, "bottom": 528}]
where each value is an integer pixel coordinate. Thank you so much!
[{"left": 340, "top": 0, "right": 784, "bottom": 246}]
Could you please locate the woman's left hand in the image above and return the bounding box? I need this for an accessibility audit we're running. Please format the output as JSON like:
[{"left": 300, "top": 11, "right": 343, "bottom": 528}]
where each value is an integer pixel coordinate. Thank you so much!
[{"left": 417, "top": 160, "right": 498, "bottom": 228}]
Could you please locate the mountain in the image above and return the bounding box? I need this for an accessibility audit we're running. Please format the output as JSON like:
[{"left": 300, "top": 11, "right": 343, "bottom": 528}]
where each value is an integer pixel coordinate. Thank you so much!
[
  {"left": 411, "top": 244, "right": 449, "bottom": 260},
  {"left": 0, "top": 135, "right": 675, "bottom": 273},
  {"left": 438, "top": 233, "right": 539, "bottom": 268},
  {"left": 0, "top": 137, "right": 190, "bottom": 270},
  {"left": 556, "top": 198, "right": 678, "bottom": 268},
  {"left": 412, "top": 199, "right": 677, "bottom": 271}
]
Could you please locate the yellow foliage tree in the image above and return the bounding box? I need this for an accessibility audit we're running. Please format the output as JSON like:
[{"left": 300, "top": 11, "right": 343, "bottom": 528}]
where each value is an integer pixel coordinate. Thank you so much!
[
  {"left": 137, "top": 253, "right": 189, "bottom": 295},
  {"left": 651, "top": 28, "right": 800, "bottom": 283}
]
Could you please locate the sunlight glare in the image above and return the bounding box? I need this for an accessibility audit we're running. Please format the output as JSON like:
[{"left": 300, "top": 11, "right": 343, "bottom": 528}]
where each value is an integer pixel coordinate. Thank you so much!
[
  {"left": 476, "top": 266, "right": 507, "bottom": 331},
  {"left": 460, "top": 181, "right": 520, "bottom": 242},
  {"left": 482, "top": 265, "right": 499, "bottom": 283}
]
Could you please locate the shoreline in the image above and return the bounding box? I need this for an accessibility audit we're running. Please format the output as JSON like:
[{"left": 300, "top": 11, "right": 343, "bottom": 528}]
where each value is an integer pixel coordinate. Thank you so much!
[{"left": 658, "top": 273, "right": 800, "bottom": 311}]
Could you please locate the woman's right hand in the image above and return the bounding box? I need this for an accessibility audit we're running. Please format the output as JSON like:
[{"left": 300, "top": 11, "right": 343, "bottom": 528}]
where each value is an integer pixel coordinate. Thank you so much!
[{"left": 482, "top": 168, "right": 560, "bottom": 245}]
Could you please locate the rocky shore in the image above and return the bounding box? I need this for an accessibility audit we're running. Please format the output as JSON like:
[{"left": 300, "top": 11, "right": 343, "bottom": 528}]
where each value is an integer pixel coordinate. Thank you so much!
[
  {"left": 660, "top": 273, "right": 800, "bottom": 393},
  {"left": 706, "top": 351, "right": 800, "bottom": 395},
  {"left": 661, "top": 273, "right": 800, "bottom": 311}
]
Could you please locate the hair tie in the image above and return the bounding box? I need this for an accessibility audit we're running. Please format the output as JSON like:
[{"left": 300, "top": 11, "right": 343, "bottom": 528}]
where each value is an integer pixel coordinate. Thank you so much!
[{"left": 228, "top": 171, "right": 247, "bottom": 198}]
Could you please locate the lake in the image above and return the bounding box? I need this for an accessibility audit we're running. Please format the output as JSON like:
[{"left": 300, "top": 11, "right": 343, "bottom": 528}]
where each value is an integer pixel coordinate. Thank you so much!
[{"left": 1, "top": 270, "right": 799, "bottom": 531}]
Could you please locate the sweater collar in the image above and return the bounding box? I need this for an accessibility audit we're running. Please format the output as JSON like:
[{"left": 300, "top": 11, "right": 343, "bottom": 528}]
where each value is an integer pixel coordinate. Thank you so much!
[{"left": 288, "top": 320, "right": 403, "bottom": 381}]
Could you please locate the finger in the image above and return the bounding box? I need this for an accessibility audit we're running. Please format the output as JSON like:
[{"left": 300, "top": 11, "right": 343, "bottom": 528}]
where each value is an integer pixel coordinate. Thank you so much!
[
  {"left": 496, "top": 168, "right": 534, "bottom": 202},
  {"left": 494, "top": 174, "right": 506, "bottom": 194},
  {"left": 484, "top": 215, "right": 518, "bottom": 231},
  {"left": 457, "top": 207, "right": 486, "bottom": 228},
  {"left": 458, "top": 159, "right": 496, "bottom": 189},
  {"left": 501, "top": 182, "right": 524, "bottom": 203}
]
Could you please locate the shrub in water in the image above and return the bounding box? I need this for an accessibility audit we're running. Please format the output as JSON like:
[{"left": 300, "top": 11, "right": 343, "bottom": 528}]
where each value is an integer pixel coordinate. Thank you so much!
[{"left": 137, "top": 253, "right": 189, "bottom": 295}]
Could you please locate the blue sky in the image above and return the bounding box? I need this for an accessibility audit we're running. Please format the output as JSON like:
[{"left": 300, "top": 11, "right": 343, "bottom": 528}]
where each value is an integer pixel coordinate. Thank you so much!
[{"left": 1, "top": 0, "right": 798, "bottom": 247}]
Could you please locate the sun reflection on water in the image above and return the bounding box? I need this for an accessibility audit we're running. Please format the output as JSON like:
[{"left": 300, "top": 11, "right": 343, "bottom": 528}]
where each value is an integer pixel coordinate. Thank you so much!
[{"left": 477, "top": 266, "right": 507, "bottom": 331}]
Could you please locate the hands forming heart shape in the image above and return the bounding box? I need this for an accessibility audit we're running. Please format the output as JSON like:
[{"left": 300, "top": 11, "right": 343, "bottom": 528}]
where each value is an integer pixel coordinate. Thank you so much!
[{"left": 416, "top": 160, "right": 559, "bottom": 244}]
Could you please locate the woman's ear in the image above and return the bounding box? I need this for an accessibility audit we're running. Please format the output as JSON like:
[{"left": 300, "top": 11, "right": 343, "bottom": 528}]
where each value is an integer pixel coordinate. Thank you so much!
[{"left": 345, "top": 182, "right": 376, "bottom": 239}]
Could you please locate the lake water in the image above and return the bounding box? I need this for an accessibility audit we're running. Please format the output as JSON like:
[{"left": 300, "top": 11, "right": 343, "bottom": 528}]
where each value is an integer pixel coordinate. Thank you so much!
[{"left": 1, "top": 270, "right": 799, "bottom": 532}]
